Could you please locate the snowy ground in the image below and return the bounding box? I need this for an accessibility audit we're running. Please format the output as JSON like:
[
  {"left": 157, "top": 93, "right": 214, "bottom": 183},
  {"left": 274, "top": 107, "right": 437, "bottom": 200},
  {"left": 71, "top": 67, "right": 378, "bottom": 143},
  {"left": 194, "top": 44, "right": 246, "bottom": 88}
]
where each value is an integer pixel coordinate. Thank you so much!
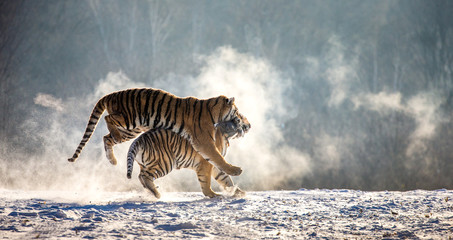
[{"left": 0, "top": 189, "right": 452, "bottom": 239}]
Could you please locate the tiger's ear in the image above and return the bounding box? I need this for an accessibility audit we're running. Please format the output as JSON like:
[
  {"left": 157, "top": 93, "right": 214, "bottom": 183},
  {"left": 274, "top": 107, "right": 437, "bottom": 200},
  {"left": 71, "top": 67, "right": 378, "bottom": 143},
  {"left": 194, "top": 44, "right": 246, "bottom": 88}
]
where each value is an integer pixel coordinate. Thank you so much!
[{"left": 227, "top": 97, "right": 235, "bottom": 105}]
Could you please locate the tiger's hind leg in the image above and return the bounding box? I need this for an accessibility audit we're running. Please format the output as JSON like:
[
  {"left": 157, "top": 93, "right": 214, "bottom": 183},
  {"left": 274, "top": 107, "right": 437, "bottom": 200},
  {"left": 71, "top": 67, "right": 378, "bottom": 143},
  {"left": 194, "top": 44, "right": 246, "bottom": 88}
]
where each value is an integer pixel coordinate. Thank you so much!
[
  {"left": 195, "top": 160, "right": 220, "bottom": 198},
  {"left": 103, "top": 114, "right": 126, "bottom": 165},
  {"left": 138, "top": 171, "right": 161, "bottom": 199},
  {"left": 211, "top": 166, "right": 246, "bottom": 198},
  {"left": 105, "top": 114, "right": 125, "bottom": 143},
  {"left": 103, "top": 134, "right": 118, "bottom": 165},
  {"left": 104, "top": 114, "right": 141, "bottom": 165},
  {"left": 104, "top": 131, "right": 140, "bottom": 165}
]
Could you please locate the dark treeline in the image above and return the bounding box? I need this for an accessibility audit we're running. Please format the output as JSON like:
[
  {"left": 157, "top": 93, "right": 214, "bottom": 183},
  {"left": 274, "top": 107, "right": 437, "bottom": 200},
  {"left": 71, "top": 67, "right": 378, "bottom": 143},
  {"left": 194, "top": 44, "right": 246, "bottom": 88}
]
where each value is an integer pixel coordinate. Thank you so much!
[{"left": 1, "top": 0, "right": 452, "bottom": 190}]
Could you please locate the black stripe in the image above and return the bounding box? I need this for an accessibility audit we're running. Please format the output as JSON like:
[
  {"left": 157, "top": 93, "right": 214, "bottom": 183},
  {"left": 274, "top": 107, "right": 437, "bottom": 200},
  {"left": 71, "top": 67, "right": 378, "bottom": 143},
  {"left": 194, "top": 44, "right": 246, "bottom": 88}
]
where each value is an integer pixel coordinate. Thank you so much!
[
  {"left": 212, "top": 98, "right": 221, "bottom": 123},
  {"left": 220, "top": 175, "right": 229, "bottom": 182},
  {"left": 150, "top": 133, "right": 164, "bottom": 176},
  {"left": 141, "top": 145, "right": 147, "bottom": 166},
  {"left": 164, "top": 97, "right": 173, "bottom": 120},
  {"left": 174, "top": 137, "right": 182, "bottom": 159},
  {"left": 185, "top": 99, "right": 190, "bottom": 117},
  {"left": 153, "top": 94, "right": 166, "bottom": 128},
  {"left": 220, "top": 106, "right": 231, "bottom": 123},
  {"left": 163, "top": 99, "right": 174, "bottom": 129},
  {"left": 215, "top": 172, "right": 224, "bottom": 180},
  {"left": 164, "top": 132, "right": 174, "bottom": 171},
  {"left": 130, "top": 89, "right": 137, "bottom": 129},
  {"left": 149, "top": 91, "right": 159, "bottom": 125},
  {"left": 143, "top": 90, "right": 152, "bottom": 126},
  {"left": 192, "top": 100, "right": 199, "bottom": 139},
  {"left": 151, "top": 92, "right": 163, "bottom": 128},
  {"left": 147, "top": 91, "right": 159, "bottom": 127},
  {"left": 121, "top": 91, "right": 131, "bottom": 129},
  {"left": 136, "top": 89, "right": 144, "bottom": 126},
  {"left": 94, "top": 107, "right": 103, "bottom": 115},
  {"left": 181, "top": 137, "right": 188, "bottom": 160},
  {"left": 208, "top": 131, "right": 215, "bottom": 142},
  {"left": 186, "top": 143, "right": 195, "bottom": 162},
  {"left": 207, "top": 101, "right": 215, "bottom": 125},
  {"left": 160, "top": 131, "right": 171, "bottom": 173},
  {"left": 197, "top": 100, "right": 204, "bottom": 133},
  {"left": 156, "top": 132, "right": 168, "bottom": 174},
  {"left": 192, "top": 100, "right": 199, "bottom": 124},
  {"left": 174, "top": 99, "right": 180, "bottom": 122},
  {"left": 177, "top": 120, "right": 184, "bottom": 135}
]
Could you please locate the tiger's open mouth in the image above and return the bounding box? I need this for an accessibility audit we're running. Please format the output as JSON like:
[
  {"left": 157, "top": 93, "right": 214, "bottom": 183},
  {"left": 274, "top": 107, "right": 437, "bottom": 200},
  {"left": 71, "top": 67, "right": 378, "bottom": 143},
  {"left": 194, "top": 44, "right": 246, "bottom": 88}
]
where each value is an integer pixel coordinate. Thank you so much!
[{"left": 216, "top": 113, "right": 251, "bottom": 139}]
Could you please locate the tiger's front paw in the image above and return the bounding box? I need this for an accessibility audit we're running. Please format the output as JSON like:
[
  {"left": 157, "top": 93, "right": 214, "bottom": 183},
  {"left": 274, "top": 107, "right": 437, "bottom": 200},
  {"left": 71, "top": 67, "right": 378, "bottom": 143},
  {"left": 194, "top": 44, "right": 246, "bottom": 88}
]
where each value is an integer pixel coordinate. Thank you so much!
[{"left": 225, "top": 165, "right": 242, "bottom": 176}]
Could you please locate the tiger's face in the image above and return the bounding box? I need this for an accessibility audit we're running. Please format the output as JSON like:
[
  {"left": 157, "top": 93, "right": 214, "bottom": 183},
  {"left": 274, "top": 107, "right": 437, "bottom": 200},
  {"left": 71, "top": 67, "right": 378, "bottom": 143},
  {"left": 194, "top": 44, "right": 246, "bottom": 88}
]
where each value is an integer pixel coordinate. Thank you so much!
[
  {"left": 216, "top": 112, "right": 251, "bottom": 139},
  {"left": 216, "top": 96, "right": 251, "bottom": 139}
]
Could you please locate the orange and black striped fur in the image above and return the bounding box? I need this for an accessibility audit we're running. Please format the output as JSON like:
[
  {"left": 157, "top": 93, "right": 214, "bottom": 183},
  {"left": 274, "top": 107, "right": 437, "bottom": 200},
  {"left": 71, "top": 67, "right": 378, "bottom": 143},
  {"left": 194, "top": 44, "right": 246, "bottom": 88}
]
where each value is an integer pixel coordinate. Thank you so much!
[
  {"left": 126, "top": 114, "right": 250, "bottom": 198},
  {"left": 68, "top": 88, "right": 244, "bottom": 176}
]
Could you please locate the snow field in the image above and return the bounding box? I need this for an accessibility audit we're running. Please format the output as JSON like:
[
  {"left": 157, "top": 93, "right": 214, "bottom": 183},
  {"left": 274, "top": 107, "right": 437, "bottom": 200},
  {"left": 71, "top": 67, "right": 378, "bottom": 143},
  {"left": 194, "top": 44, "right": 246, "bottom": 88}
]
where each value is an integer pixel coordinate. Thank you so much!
[{"left": 0, "top": 189, "right": 452, "bottom": 239}]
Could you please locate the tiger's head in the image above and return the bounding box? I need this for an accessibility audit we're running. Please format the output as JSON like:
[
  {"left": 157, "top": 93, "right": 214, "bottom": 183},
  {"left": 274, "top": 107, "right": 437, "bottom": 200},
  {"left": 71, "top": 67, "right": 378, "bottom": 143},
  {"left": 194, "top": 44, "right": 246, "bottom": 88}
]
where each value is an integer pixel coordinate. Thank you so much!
[
  {"left": 216, "top": 112, "right": 251, "bottom": 139},
  {"left": 211, "top": 95, "right": 250, "bottom": 138}
]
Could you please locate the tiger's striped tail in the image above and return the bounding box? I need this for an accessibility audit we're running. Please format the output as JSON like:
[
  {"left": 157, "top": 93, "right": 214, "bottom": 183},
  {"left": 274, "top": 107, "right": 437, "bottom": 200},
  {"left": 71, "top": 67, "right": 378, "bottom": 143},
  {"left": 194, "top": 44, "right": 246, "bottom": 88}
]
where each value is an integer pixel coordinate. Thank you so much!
[
  {"left": 68, "top": 98, "right": 105, "bottom": 162},
  {"left": 126, "top": 139, "right": 139, "bottom": 179}
]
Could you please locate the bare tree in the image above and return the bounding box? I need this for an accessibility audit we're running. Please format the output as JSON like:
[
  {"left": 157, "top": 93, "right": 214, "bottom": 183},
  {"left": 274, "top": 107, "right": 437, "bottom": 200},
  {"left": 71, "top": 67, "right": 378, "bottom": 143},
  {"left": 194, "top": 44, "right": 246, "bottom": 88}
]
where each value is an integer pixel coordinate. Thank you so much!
[
  {"left": 88, "top": 0, "right": 112, "bottom": 66},
  {"left": 0, "top": 0, "right": 26, "bottom": 147},
  {"left": 148, "top": 0, "right": 172, "bottom": 77}
]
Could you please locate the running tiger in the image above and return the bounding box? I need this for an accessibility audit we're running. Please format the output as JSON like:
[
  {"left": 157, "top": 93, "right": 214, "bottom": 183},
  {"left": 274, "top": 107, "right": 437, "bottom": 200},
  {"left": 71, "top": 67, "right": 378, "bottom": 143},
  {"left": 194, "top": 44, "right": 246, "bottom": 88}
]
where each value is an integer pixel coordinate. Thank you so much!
[
  {"left": 126, "top": 113, "right": 250, "bottom": 198},
  {"left": 68, "top": 88, "right": 245, "bottom": 176}
]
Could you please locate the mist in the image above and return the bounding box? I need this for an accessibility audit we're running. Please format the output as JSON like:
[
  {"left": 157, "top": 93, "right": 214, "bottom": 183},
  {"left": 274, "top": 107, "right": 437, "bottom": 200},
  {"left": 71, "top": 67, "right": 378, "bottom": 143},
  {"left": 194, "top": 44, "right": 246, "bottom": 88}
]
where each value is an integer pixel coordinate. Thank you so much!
[{"left": 1, "top": 0, "right": 453, "bottom": 192}]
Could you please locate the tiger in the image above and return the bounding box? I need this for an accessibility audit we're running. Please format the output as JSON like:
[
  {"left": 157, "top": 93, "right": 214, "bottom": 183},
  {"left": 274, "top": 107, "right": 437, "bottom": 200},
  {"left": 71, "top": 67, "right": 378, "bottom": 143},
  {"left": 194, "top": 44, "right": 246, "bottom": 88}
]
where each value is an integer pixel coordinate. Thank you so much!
[
  {"left": 126, "top": 113, "right": 251, "bottom": 199},
  {"left": 68, "top": 88, "right": 245, "bottom": 176}
]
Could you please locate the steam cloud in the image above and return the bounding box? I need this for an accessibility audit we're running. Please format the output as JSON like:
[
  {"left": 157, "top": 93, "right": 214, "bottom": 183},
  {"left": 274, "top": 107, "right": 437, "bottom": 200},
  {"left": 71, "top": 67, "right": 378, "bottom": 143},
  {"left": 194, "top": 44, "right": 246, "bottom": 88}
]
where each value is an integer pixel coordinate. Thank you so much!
[
  {"left": 313, "top": 37, "right": 444, "bottom": 161},
  {"left": 34, "top": 93, "right": 64, "bottom": 112},
  {"left": 352, "top": 91, "right": 444, "bottom": 157}
]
